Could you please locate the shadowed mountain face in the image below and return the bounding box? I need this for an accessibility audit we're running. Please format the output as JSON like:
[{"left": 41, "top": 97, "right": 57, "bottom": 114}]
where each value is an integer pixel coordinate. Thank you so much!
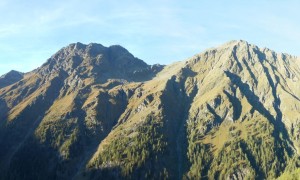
[
  {"left": 0, "top": 40, "right": 300, "bottom": 179},
  {"left": 0, "top": 70, "right": 23, "bottom": 89}
]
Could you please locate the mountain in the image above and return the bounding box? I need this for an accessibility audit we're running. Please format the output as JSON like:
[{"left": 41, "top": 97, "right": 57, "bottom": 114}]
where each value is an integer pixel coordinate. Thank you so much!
[
  {"left": 0, "top": 40, "right": 299, "bottom": 179},
  {"left": 0, "top": 70, "right": 23, "bottom": 89}
]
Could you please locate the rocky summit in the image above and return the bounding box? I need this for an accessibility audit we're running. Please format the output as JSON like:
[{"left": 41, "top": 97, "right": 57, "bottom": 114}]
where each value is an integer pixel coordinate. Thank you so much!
[
  {"left": 0, "top": 40, "right": 300, "bottom": 180},
  {"left": 0, "top": 70, "right": 23, "bottom": 89}
]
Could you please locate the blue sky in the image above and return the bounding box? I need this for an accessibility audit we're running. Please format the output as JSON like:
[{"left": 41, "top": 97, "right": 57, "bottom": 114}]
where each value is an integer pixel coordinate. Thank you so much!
[{"left": 0, "top": 0, "right": 300, "bottom": 75}]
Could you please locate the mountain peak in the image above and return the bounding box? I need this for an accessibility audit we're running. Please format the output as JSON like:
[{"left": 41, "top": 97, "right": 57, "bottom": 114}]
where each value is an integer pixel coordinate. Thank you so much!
[
  {"left": 73, "top": 42, "right": 86, "bottom": 50},
  {"left": 0, "top": 70, "right": 23, "bottom": 77},
  {"left": 226, "top": 39, "right": 249, "bottom": 45},
  {"left": 0, "top": 70, "right": 24, "bottom": 88},
  {"left": 198, "top": 40, "right": 253, "bottom": 57},
  {"left": 37, "top": 42, "right": 162, "bottom": 83},
  {"left": 217, "top": 39, "right": 252, "bottom": 51},
  {"left": 188, "top": 39, "right": 299, "bottom": 79},
  {"left": 204, "top": 39, "right": 294, "bottom": 61},
  {"left": 54, "top": 42, "right": 132, "bottom": 59}
]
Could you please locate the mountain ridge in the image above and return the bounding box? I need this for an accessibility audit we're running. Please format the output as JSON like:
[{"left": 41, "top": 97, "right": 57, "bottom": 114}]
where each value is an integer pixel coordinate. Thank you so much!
[{"left": 0, "top": 40, "right": 300, "bottom": 179}]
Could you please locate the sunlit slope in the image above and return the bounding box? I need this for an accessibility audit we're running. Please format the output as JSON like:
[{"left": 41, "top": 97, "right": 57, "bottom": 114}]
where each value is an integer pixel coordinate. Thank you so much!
[
  {"left": 0, "top": 40, "right": 299, "bottom": 179},
  {"left": 86, "top": 40, "right": 300, "bottom": 179}
]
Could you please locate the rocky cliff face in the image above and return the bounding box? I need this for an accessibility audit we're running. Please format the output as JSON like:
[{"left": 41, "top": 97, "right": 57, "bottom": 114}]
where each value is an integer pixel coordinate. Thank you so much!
[{"left": 0, "top": 40, "right": 299, "bottom": 179}]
